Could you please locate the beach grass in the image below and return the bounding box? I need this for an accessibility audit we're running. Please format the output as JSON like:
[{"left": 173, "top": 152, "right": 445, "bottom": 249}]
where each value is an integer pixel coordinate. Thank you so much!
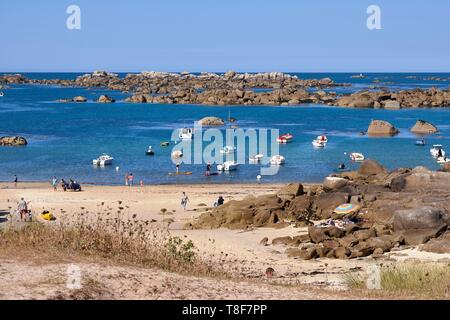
[
  {"left": 0, "top": 209, "right": 227, "bottom": 279},
  {"left": 344, "top": 262, "right": 450, "bottom": 298}
]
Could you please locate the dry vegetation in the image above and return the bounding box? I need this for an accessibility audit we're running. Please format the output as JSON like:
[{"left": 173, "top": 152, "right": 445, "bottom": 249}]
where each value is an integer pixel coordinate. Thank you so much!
[
  {"left": 0, "top": 203, "right": 227, "bottom": 278},
  {"left": 344, "top": 262, "right": 450, "bottom": 299}
]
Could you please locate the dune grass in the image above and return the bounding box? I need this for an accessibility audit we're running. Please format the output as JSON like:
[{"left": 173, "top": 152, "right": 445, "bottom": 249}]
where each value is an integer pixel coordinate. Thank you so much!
[
  {"left": 344, "top": 262, "right": 450, "bottom": 298},
  {"left": 0, "top": 206, "right": 226, "bottom": 278}
]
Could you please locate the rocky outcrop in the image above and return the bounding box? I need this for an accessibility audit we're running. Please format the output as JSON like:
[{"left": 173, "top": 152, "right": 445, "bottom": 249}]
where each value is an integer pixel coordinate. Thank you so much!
[
  {"left": 410, "top": 120, "right": 438, "bottom": 134},
  {"left": 197, "top": 116, "right": 225, "bottom": 126},
  {"left": 97, "top": 95, "right": 115, "bottom": 103},
  {"left": 73, "top": 96, "right": 87, "bottom": 103},
  {"left": 0, "top": 136, "right": 28, "bottom": 146},
  {"left": 367, "top": 120, "right": 399, "bottom": 136},
  {"left": 357, "top": 159, "right": 388, "bottom": 176}
]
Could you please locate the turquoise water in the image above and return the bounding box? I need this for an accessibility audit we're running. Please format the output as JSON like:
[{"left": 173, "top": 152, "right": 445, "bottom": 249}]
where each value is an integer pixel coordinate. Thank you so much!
[{"left": 1, "top": 73, "right": 449, "bottom": 185}]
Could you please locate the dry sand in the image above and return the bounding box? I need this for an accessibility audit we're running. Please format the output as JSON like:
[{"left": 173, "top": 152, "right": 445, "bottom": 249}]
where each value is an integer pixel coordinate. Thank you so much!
[{"left": 1, "top": 182, "right": 449, "bottom": 299}]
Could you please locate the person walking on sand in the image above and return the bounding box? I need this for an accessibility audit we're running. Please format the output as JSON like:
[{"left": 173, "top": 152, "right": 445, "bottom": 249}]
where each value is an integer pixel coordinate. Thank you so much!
[
  {"left": 128, "top": 173, "right": 134, "bottom": 186},
  {"left": 13, "top": 175, "right": 18, "bottom": 188},
  {"left": 181, "top": 192, "right": 189, "bottom": 211},
  {"left": 18, "top": 197, "right": 28, "bottom": 221},
  {"left": 125, "top": 173, "right": 129, "bottom": 186},
  {"left": 51, "top": 176, "right": 58, "bottom": 191},
  {"left": 205, "top": 162, "right": 211, "bottom": 176}
]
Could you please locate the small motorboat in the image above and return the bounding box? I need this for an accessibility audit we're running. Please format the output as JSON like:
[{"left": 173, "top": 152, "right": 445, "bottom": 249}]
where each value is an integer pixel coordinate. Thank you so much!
[
  {"left": 415, "top": 139, "right": 426, "bottom": 146},
  {"left": 160, "top": 141, "right": 170, "bottom": 147},
  {"left": 0, "top": 92, "right": 4, "bottom": 97},
  {"left": 437, "top": 156, "right": 450, "bottom": 164},
  {"left": 171, "top": 150, "right": 183, "bottom": 158},
  {"left": 93, "top": 154, "right": 114, "bottom": 166},
  {"left": 249, "top": 154, "right": 264, "bottom": 163},
  {"left": 350, "top": 152, "right": 365, "bottom": 162},
  {"left": 217, "top": 161, "right": 239, "bottom": 171},
  {"left": 316, "top": 135, "right": 328, "bottom": 143},
  {"left": 179, "top": 128, "right": 193, "bottom": 140},
  {"left": 430, "top": 144, "right": 445, "bottom": 158},
  {"left": 270, "top": 155, "right": 285, "bottom": 165},
  {"left": 312, "top": 139, "right": 326, "bottom": 148},
  {"left": 277, "top": 133, "right": 294, "bottom": 144},
  {"left": 220, "top": 145, "right": 236, "bottom": 154},
  {"left": 145, "top": 146, "right": 154, "bottom": 156}
]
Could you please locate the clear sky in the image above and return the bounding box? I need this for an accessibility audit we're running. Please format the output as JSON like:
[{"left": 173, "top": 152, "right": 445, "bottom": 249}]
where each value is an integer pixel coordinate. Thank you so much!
[{"left": 1, "top": 0, "right": 449, "bottom": 72}]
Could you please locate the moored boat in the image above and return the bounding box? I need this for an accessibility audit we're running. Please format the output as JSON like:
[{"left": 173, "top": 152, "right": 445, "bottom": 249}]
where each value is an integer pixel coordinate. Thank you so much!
[
  {"left": 349, "top": 152, "right": 365, "bottom": 162},
  {"left": 93, "top": 154, "right": 114, "bottom": 166},
  {"left": 430, "top": 144, "right": 445, "bottom": 158},
  {"left": 179, "top": 128, "right": 193, "bottom": 140},
  {"left": 217, "top": 161, "right": 239, "bottom": 171},
  {"left": 145, "top": 146, "right": 154, "bottom": 155},
  {"left": 171, "top": 150, "right": 183, "bottom": 158},
  {"left": 270, "top": 155, "right": 285, "bottom": 165},
  {"left": 249, "top": 154, "right": 264, "bottom": 163},
  {"left": 220, "top": 145, "right": 236, "bottom": 154},
  {"left": 277, "top": 133, "right": 294, "bottom": 144},
  {"left": 312, "top": 139, "right": 326, "bottom": 148}
]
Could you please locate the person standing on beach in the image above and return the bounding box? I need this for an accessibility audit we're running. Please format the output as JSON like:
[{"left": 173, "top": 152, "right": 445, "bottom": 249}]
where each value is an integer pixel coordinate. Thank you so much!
[
  {"left": 17, "top": 197, "right": 28, "bottom": 221},
  {"left": 176, "top": 163, "right": 180, "bottom": 174},
  {"left": 128, "top": 173, "right": 134, "bottom": 186},
  {"left": 13, "top": 175, "right": 18, "bottom": 188},
  {"left": 51, "top": 176, "right": 58, "bottom": 191},
  {"left": 181, "top": 192, "right": 189, "bottom": 211},
  {"left": 125, "top": 173, "right": 129, "bottom": 186},
  {"left": 205, "top": 162, "right": 211, "bottom": 176}
]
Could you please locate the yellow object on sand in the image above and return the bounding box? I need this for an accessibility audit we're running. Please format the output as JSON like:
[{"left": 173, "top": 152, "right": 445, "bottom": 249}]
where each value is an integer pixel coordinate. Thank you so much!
[
  {"left": 41, "top": 211, "right": 54, "bottom": 221},
  {"left": 333, "top": 203, "right": 360, "bottom": 214}
]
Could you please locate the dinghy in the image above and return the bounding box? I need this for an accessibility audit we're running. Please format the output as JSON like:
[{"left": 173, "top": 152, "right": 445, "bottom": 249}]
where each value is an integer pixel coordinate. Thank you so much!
[
  {"left": 430, "top": 145, "right": 445, "bottom": 158},
  {"left": 93, "top": 154, "right": 114, "bottom": 166},
  {"left": 145, "top": 146, "right": 154, "bottom": 155},
  {"left": 171, "top": 150, "right": 183, "bottom": 158},
  {"left": 220, "top": 145, "right": 236, "bottom": 154},
  {"left": 312, "top": 139, "right": 326, "bottom": 148},
  {"left": 249, "top": 154, "right": 264, "bottom": 163}
]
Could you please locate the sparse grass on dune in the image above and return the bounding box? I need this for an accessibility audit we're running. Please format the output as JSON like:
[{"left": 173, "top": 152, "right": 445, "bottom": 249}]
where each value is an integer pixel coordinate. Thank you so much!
[
  {"left": 0, "top": 206, "right": 227, "bottom": 279},
  {"left": 344, "top": 263, "right": 450, "bottom": 299}
]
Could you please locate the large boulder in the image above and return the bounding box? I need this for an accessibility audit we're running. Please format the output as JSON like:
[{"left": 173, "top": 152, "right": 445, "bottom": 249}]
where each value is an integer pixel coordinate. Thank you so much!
[
  {"left": 323, "top": 177, "right": 348, "bottom": 191},
  {"left": 198, "top": 116, "right": 225, "bottom": 126},
  {"left": 97, "top": 95, "right": 115, "bottom": 103},
  {"left": 420, "top": 231, "right": 450, "bottom": 254},
  {"left": 383, "top": 100, "right": 401, "bottom": 110},
  {"left": 367, "top": 120, "right": 399, "bottom": 136},
  {"left": 357, "top": 159, "right": 388, "bottom": 176},
  {"left": 0, "top": 136, "right": 28, "bottom": 146},
  {"left": 410, "top": 120, "right": 438, "bottom": 134},
  {"left": 393, "top": 206, "right": 448, "bottom": 245},
  {"left": 73, "top": 96, "right": 87, "bottom": 102},
  {"left": 276, "top": 183, "right": 303, "bottom": 200}
]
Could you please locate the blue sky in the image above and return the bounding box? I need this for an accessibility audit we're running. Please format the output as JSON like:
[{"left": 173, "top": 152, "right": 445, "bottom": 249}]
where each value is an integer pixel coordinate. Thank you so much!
[{"left": 1, "top": 0, "right": 449, "bottom": 72}]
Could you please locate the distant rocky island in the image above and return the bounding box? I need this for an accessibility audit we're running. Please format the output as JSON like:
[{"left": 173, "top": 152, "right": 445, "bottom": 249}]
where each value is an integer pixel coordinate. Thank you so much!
[{"left": 1, "top": 71, "right": 450, "bottom": 108}]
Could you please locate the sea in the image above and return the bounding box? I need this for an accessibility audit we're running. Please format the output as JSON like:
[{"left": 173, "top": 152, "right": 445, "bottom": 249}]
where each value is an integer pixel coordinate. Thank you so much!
[{"left": 1, "top": 72, "right": 449, "bottom": 185}]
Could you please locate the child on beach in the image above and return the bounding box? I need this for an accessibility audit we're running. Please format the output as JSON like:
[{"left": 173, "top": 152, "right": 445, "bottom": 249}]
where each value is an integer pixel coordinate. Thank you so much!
[{"left": 181, "top": 192, "right": 189, "bottom": 211}]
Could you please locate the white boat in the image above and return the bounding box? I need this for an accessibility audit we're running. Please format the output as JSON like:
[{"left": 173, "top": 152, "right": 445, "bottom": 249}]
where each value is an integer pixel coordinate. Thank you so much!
[
  {"left": 217, "top": 161, "right": 239, "bottom": 171},
  {"left": 437, "top": 156, "right": 450, "bottom": 164},
  {"left": 350, "top": 152, "right": 365, "bottom": 162},
  {"left": 93, "top": 154, "right": 114, "bottom": 166},
  {"left": 220, "top": 145, "right": 236, "bottom": 154},
  {"left": 179, "top": 128, "right": 193, "bottom": 140},
  {"left": 249, "top": 154, "right": 264, "bottom": 163},
  {"left": 312, "top": 139, "right": 326, "bottom": 148},
  {"left": 171, "top": 150, "right": 183, "bottom": 158},
  {"left": 430, "top": 145, "right": 445, "bottom": 158},
  {"left": 270, "top": 155, "right": 285, "bottom": 165},
  {"left": 316, "top": 135, "right": 328, "bottom": 143},
  {"left": 277, "top": 133, "right": 294, "bottom": 144},
  {"left": 0, "top": 92, "right": 4, "bottom": 97}
]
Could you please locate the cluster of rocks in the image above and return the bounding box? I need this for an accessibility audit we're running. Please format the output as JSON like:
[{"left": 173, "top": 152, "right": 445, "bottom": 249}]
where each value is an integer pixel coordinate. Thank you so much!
[
  {"left": 0, "top": 136, "right": 28, "bottom": 146},
  {"left": 191, "top": 159, "right": 450, "bottom": 259},
  {"left": 366, "top": 119, "right": 438, "bottom": 136},
  {"left": 56, "top": 95, "right": 115, "bottom": 103},
  {"left": 336, "top": 88, "right": 450, "bottom": 109},
  {"left": 197, "top": 116, "right": 225, "bottom": 126}
]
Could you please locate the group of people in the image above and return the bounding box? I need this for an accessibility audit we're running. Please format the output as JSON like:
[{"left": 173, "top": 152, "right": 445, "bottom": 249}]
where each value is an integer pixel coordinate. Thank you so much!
[
  {"left": 179, "top": 192, "right": 224, "bottom": 211},
  {"left": 124, "top": 173, "right": 145, "bottom": 187},
  {"left": 50, "top": 176, "right": 81, "bottom": 191}
]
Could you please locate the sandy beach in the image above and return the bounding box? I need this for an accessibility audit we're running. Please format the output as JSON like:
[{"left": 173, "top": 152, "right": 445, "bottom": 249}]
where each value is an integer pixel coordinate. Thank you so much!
[{"left": 1, "top": 181, "right": 449, "bottom": 299}]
